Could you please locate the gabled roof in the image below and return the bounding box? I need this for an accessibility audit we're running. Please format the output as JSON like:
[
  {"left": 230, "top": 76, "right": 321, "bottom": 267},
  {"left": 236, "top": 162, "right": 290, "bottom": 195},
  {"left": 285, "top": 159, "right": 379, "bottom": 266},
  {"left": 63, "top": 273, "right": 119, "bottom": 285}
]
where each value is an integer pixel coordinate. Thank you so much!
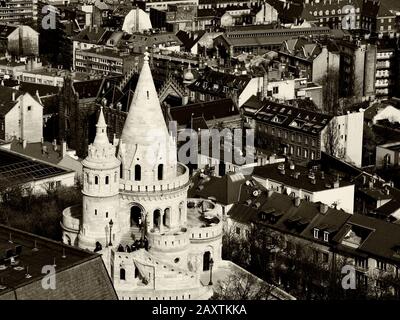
[
  {"left": 0, "top": 87, "right": 24, "bottom": 116},
  {"left": 243, "top": 95, "right": 333, "bottom": 136},
  {"left": 188, "top": 68, "right": 251, "bottom": 97}
]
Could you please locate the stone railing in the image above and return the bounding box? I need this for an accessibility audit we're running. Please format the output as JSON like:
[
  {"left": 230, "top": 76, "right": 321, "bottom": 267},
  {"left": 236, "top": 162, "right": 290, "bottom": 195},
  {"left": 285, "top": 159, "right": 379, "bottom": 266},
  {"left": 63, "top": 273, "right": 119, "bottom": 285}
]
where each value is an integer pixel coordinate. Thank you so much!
[{"left": 62, "top": 205, "right": 81, "bottom": 232}]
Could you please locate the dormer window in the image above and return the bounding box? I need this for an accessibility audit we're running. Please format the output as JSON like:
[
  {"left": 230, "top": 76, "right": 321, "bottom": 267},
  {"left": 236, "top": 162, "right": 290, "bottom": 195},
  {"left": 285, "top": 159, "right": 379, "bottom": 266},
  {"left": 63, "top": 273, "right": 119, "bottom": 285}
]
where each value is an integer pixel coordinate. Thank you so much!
[
  {"left": 323, "top": 231, "right": 329, "bottom": 242},
  {"left": 313, "top": 228, "right": 319, "bottom": 239}
]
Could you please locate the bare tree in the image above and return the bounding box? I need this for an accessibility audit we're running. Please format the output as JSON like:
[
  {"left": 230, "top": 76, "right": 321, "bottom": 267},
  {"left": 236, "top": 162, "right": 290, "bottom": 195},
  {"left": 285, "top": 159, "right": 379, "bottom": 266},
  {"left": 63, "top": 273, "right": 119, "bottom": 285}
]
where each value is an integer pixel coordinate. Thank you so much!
[
  {"left": 211, "top": 268, "right": 274, "bottom": 300},
  {"left": 321, "top": 68, "right": 340, "bottom": 115},
  {"left": 323, "top": 118, "right": 344, "bottom": 159}
]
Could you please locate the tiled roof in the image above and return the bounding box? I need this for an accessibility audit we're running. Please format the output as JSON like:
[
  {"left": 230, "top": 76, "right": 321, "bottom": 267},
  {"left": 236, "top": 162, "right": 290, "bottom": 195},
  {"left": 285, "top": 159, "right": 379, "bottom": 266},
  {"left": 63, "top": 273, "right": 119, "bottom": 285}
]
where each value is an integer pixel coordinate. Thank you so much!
[
  {"left": 337, "top": 214, "right": 400, "bottom": 263},
  {"left": 0, "top": 24, "right": 17, "bottom": 39},
  {"left": 168, "top": 98, "right": 239, "bottom": 127},
  {"left": 0, "top": 224, "right": 117, "bottom": 300},
  {"left": 243, "top": 95, "right": 333, "bottom": 135},
  {"left": 188, "top": 68, "right": 251, "bottom": 97}
]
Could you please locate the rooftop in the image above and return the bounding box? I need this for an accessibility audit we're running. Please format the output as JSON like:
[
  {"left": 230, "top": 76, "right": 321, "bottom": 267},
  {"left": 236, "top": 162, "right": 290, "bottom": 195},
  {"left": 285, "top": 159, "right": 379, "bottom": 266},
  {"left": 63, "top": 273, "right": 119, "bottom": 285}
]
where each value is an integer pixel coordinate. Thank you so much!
[
  {"left": 252, "top": 162, "right": 353, "bottom": 192},
  {"left": 0, "top": 224, "right": 117, "bottom": 300},
  {"left": 0, "top": 148, "right": 73, "bottom": 187}
]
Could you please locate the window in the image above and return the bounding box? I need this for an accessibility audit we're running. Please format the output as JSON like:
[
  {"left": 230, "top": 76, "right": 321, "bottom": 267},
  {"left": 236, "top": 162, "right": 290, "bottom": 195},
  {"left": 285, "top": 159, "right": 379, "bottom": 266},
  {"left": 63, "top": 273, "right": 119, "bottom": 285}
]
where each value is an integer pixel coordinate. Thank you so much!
[
  {"left": 106, "top": 212, "right": 108, "bottom": 218},
  {"left": 235, "top": 227, "right": 241, "bottom": 235},
  {"left": 27, "top": 106, "right": 31, "bottom": 111},
  {"left": 313, "top": 250, "right": 319, "bottom": 263},
  {"left": 95, "top": 209, "right": 97, "bottom": 215},
  {"left": 158, "top": 164, "right": 163, "bottom": 180},
  {"left": 135, "top": 165, "right": 141, "bottom": 181},
  {"left": 273, "top": 86, "right": 279, "bottom": 94},
  {"left": 105, "top": 176, "right": 109, "bottom": 184},
  {"left": 313, "top": 228, "right": 319, "bottom": 239},
  {"left": 355, "top": 257, "right": 368, "bottom": 269},
  {"left": 95, "top": 176, "right": 99, "bottom": 184},
  {"left": 120, "top": 268, "right": 126, "bottom": 280},
  {"left": 377, "top": 260, "right": 387, "bottom": 271},
  {"left": 323, "top": 231, "right": 329, "bottom": 242},
  {"left": 322, "top": 252, "right": 329, "bottom": 263}
]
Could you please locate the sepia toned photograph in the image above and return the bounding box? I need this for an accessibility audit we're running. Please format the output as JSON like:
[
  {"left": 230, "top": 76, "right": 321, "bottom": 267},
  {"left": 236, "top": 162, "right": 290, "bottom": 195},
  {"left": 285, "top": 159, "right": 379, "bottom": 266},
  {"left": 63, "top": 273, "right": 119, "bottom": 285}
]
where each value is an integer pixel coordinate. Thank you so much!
[{"left": 0, "top": 0, "right": 400, "bottom": 312}]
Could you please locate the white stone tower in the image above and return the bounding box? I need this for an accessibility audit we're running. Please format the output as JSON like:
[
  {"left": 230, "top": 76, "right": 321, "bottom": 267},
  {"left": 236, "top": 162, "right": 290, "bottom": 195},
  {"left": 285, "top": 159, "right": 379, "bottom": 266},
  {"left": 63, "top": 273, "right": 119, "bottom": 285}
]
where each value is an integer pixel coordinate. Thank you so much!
[
  {"left": 79, "top": 107, "right": 121, "bottom": 249},
  {"left": 116, "top": 52, "right": 190, "bottom": 267}
]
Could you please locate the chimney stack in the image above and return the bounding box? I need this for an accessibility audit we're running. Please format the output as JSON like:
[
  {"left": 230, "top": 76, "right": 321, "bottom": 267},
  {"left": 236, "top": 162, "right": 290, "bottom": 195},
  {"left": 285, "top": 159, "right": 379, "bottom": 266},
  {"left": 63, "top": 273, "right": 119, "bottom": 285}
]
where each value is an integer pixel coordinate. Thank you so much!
[
  {"left": 61, "top": 140, "right": 67, "bottom": 158},
  {"left": 320, "top": 203, "right": 329, "bottom": 214},
  {"left": 22, "top": 139, "right": 27, "bottom": 149},
  {"left": 294, "top": 197, "right": 301, "bottom": 207},
  {"left": 12, "top": 91, "right": 16, "bottom": 101}
]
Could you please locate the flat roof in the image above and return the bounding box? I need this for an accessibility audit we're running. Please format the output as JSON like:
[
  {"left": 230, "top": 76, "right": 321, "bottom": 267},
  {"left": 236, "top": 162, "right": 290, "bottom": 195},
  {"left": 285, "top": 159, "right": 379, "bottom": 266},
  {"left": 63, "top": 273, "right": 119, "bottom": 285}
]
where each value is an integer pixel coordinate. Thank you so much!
[{"left": 0, "top": 224, "right": 117, "bottom": 299}]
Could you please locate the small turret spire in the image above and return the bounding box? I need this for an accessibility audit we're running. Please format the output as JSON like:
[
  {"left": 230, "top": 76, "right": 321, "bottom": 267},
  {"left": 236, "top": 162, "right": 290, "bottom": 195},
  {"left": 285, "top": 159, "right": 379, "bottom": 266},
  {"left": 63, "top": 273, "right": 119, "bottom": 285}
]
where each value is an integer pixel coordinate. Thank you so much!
[{"left": 93, "top": 106, "right": 109, "bottom": 146}]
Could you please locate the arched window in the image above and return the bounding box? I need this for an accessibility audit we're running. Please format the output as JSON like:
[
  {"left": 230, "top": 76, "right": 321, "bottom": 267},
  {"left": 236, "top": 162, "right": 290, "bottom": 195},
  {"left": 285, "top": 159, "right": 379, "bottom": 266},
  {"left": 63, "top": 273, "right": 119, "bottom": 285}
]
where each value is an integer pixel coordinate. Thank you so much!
[
  {"left": 94, "top": 176, "right": 99, "bottom": 185},
  {"left": 158, "top": 164, "right": 163, "bottom": 180},
  {"left": 95, "top": 209, "right": 97, "bottom": 215},
  {"left": 135, "top": 165, "right": 141, "bottom": 181},
  {"left": 120, "top": 164, "right": 123, "bottom": 179},
  {"left": 105, "top": 176, "right": 109, "bottom": 184},
  {"left": 120, "top": 268, "right": 126, "bottom": 280}
]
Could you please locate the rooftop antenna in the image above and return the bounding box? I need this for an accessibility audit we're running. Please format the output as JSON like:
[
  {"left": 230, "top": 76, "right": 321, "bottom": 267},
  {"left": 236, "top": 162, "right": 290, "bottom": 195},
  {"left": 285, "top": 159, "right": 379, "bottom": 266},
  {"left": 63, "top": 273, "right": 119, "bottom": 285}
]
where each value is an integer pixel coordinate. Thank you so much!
[
  {"left": 32, "top": 240, "right": 39, "bottom": 252},
  {"left": 25, "top": 266, "right": 32, "bottom": 279}
]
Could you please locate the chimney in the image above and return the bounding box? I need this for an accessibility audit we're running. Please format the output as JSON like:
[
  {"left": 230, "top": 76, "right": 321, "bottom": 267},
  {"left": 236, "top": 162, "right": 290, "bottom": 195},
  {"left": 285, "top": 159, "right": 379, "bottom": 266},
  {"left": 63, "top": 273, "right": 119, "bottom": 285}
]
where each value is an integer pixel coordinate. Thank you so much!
[
  {"left": 294, "top": 197, "right": 301, "bottom": 207},
  {"left": 61, "top": 140, "right": 67, "bottom": 158},
  {"left": 289, "top": 162, "right": 295, "bottom": 170},
  {"left": 52, "top": 139, "right": 58, "bottom": 151},
  {"left": 320, "top": 203, "right": 329, "bottom": 214},
  {"left": 12, "top": 91, "right": 16, "bottom": 101},
  {"left": 22, "top": 139, "right": 27, "bottom": 149},
  {"left": 369, "top": 179, "right": 374, "bottom": 189}
]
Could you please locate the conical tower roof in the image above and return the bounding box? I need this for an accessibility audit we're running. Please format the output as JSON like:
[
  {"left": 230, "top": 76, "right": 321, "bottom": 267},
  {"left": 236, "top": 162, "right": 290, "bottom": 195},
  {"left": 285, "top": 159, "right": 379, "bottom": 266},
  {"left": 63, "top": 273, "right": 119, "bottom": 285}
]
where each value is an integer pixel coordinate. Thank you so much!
[
  {"left": 93, "top": 106, "right": 109, "bottom": 147},
  {"left": 120, "top": 52, "right": 169, "bottom": 146}
]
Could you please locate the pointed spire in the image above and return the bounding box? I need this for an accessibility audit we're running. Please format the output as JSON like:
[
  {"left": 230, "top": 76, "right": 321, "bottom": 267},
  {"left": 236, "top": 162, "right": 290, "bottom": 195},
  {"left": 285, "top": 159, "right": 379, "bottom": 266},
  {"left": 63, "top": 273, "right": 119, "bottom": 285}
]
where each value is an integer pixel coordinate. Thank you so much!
[
  {"left": 120, "top": 52, "right": 169, "bottom": 146},
  {"left": 93, "top": 106, "right": 110, "bottom": 146}
]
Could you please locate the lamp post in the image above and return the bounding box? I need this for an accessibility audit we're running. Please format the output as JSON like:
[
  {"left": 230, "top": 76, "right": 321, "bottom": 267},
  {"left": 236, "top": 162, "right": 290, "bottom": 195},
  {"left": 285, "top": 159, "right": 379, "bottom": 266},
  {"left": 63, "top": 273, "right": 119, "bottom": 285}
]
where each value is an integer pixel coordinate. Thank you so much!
[
  {"left": 108, "top": 219, "right": 114, "bottom": 247},
  {"left": 208, "top": 258, "right": 214, "bottom": 286}
]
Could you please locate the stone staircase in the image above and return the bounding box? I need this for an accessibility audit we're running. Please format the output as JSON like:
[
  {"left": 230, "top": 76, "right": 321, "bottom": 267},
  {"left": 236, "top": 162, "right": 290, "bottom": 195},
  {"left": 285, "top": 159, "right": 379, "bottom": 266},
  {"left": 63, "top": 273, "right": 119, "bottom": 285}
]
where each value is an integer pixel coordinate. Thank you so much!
[{"left": 120, "top": 226, "right": 142, "bottom": 246}]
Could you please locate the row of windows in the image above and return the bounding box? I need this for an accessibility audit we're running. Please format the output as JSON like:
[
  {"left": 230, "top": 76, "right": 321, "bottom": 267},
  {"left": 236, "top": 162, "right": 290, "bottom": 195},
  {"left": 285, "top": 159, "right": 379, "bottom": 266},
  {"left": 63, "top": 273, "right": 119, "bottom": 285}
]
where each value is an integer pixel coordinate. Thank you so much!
[
  {"left": 120, "top": 164, "right": 164, "bottom": 181},
  {"left": 258, "top": 124, "right": 317, "bottom": 147}
]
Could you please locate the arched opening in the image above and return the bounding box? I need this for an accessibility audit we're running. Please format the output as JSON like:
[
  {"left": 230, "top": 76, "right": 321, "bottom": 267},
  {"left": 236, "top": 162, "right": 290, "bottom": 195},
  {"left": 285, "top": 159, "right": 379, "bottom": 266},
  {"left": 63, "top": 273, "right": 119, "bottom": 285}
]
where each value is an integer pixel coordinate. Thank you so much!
[
  {"left": 203, "top": 251, "right": 211, "bottom": 271},
  {"left": 130, "top": 206, "right": 143, "bottom": 227},
  {"left": 218, "top": 161, "right": 226, "bottom": 176},
  {"left": 153, "top": 209, "right": 161, "bottom": 229},
  {"left": 163, "top": 208, "right": 170, "bottom": 227},
  {"left": 135, "top": 164, "right": 141, "bottom": 181},
  {"left": 120, "top": 164, "right": 123, "bottom": 178},
  {"left": 134, "top": 267, "right": 139, "bottom": 279},
  {"left": 120, "top": 268, "right": 126, "bottom": 280},
  {"left": 179, "top": 202, "right": 184, "bottom": 224},
  {"left": 158, "top": 164, "right": 164, "bottom": 180},
  {"left": 105, "top": 176, "right": 109, "bottom": 184},
  {"left": 94, "top": 175, "right": 99, "bottom": 184}
]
